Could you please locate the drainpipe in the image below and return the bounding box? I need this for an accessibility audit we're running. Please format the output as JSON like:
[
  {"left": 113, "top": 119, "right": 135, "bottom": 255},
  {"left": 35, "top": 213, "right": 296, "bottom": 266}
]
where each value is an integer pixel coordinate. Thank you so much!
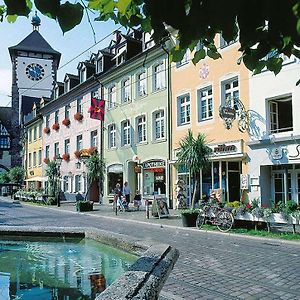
[{"left": 161, "top": 39, "right": 173, "bottom": 209}]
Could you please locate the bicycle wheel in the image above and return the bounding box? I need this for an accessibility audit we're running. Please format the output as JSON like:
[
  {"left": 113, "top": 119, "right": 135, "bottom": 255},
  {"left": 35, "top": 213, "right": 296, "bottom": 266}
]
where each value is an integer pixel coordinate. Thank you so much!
[
  {"left": 196, "top": 209, "right": 206, "bottom": 229},
  {"left": 216, "top": 210, "right": 234, "bottom": 232}
]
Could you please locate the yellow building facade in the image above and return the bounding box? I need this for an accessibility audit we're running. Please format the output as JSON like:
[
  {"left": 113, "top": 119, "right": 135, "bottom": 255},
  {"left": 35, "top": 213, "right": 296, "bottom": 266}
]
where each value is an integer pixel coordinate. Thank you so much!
[{"left": 171, "top": 38, "right": 250, "bottom": 208}]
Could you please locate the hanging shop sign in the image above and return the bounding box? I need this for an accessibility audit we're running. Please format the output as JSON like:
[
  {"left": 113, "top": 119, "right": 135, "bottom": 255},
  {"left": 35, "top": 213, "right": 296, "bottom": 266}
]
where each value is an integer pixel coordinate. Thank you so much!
[
  {"left": 134, "top": 166, "right": 142, "bottom": 173},
  {"left": 107, "top": 164, "right": 123, "bottom": 173},
  {"left": 240, "top": 174, "right": 249, "bottom": 190},
  {"left": 270, "top": 147, "right": 283, "bottom": 160},
  {"left": 143, "top": 160, "right": 165, "bottom": 169}
]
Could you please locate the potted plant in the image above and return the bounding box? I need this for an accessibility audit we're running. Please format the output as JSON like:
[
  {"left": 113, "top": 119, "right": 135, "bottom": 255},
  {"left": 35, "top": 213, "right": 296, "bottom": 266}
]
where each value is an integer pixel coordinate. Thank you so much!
[
  {"left": 74, "top": 150, "right": 81, "bottom": 159},
  {"left": 74, "top": 112, "right": 83, "bottom": 121},
  {"left": 52, "top": 123, "right": 60, "bottom": 131},
  {"left": 62, "top": 118, "right": 71, "bottom": 126},
  {"left": 62, "top": 153, "right": 70, "bottom": 161},
  {"left": 176, "top": 130, "right": 212, "bottom": 227},
  {"left": 76, "top": 199, "right": 94, "bottom": 212},
  {"left": 43, "top": 127, "right": 50, "bottom": 134}
]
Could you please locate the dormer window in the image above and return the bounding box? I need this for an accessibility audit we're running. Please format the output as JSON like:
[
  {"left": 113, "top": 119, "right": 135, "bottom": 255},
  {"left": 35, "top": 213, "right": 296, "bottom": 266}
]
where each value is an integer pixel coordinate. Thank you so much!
[
  {"left": 54, "top": 86, "right": 59, "bottom": 99},
  {"left": 64, "top": 78, "right": 70, "bottom": 93},
  {"left": 114, "top": 45, "right": 126, "bottom": 66},
  {"left": 96, "top": 57, "right": 103, "bottom": 73},
  {"left": 80, "top": 67, "right": 86, "bottom": 83}
]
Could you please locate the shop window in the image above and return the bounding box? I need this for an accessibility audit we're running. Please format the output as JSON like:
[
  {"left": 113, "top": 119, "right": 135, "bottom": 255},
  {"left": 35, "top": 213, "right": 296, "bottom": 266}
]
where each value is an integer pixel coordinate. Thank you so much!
[
  {"left": 107, "top": 166, "right": 123, "bottom": 195},
  {"left": 269, "top": 95, "right": 293, "bottom": 133},
  {"left": 198, "top": 87, "right": 213, "bottom": 121},
  {"left": 153, "top": 110, "right": 165, "bottom": 140},
  {"left": 121, "top": 120, "right": 131, "bottom": 146},
  {"left": 136, "top": 115, "right": 146, "bottom": 144},
  {"left": 108, "top": 124, "right": 116, "bottom": 148},
  {"left": 177, "top": 94, "right": 191, "bottom": 126}
]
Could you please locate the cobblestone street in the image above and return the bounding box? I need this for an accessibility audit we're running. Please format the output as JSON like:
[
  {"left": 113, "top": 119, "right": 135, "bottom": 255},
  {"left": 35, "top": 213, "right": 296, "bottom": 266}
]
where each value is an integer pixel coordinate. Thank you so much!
[{"left": 1, "top": 198, "right": 300, "bottom": 299}]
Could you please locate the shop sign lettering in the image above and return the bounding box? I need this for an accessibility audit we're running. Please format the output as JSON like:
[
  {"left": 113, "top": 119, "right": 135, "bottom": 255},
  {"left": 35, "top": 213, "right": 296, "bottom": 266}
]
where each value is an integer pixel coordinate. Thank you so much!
[
  {"left": 288, "top": 144, "right": 300, "bottom": 160},
  {"left": 213, "top": 144, "right": 237, "bottom": 154},
  {"left": 143, "top": 160, "right": 165, "bottom": 169}
]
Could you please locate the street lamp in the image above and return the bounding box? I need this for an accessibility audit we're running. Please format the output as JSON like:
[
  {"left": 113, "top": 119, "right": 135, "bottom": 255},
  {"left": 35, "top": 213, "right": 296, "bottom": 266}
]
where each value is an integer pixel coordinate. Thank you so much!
[{"left": 56, "top": 154, "right": 62, "bottom": 207}]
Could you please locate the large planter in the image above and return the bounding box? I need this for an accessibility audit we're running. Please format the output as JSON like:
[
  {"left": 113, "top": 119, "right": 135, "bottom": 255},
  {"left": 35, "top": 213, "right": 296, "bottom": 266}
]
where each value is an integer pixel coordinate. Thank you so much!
[
  {"left": 76, "top": 201, "right": 93, "bottom": 212},
  {"left": 181, "top": 211, "right": 199, "bottom": 227}
]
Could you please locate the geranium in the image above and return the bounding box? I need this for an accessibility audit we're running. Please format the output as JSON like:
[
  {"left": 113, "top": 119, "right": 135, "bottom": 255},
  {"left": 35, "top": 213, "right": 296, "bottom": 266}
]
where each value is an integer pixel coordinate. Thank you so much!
[
  {"left": 43, "top": 157, "right": 50, "bottom": 164},
  {"left": 74, "top": 150, "right": 81, "bottom": 158},
  {"left": 52, "top": 123, "right": 60, "bottom": 131},
  {"left": 62, "top": 153, "right": 70, "bottom": 161},
  {"left": 246, "top": 203, "right": 252, "bottom": 209},
  {"left": 62, "top": 118, "right": 70, "bottom": 126},
  {"left": 43, "top": 127, "right": 50, "bottom": 134},
  {"left": 74, "top": 112, "right": 83, "bottom": 121},
  {"left": 88, "top": 147, "right": 97, "bottom": 155}
]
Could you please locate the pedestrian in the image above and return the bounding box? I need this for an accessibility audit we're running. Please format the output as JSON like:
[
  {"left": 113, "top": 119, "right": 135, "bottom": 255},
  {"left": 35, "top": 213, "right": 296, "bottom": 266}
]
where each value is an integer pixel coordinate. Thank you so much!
[
  {"left": 134, "top": 190, "right": 142, "bottom": 211},
  {"left": 123, "top": 181, "right": 131, "bottom": 206},
  {"left": 114, "top": 183, "right": 122, "bottom": 210}
]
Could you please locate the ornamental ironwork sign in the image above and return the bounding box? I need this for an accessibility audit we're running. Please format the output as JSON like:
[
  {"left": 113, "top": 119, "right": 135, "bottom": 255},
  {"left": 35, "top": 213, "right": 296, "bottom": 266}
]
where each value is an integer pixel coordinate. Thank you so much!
[{"left": 219, "top": 96, "right": 249, "bottom": 133}]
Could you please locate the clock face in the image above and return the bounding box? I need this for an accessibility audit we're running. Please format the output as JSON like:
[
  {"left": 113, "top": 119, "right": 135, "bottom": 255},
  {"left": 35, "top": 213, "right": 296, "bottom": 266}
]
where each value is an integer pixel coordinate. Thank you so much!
[{"left": 25, "top": 63, "right": 45, "bottom": 81}]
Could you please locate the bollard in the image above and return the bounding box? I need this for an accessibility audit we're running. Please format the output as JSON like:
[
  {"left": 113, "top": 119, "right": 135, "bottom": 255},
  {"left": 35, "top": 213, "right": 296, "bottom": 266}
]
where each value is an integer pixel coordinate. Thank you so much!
[{"left": 145, "top": 199, "right": 149, "bottom": 219}]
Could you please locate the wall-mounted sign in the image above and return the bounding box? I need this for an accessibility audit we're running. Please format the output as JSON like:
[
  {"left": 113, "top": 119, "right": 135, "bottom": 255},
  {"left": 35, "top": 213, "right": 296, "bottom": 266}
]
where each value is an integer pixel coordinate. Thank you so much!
[
  {"left": 134, "top": 166, "right": 141, "bottom": 173},
  {"left": 107, "top": 164, "right": 123, "bottom": 173},
  {"left": 29, "top": 170, "right": 34, "bottom": 175},
  {"left": 240, "top": 174, "right": 249, "bottom": 190},
  {"left": 143, "top": 160, "right": 165, "bottom": 169},
  {"left": 270, "top": 147, "right": 283, "bottom": 160},
  {"left": 209, "top": 140, "right": 243, "bottom": 157},
  {"left": 219, "top": 106, "right": 236, "bottom": 119},
  {"left": 288, "top": 144, "right": 300, "bottom": 161},
  {"left": 213, "top": 144, "right": 237, "bottom": 154}
]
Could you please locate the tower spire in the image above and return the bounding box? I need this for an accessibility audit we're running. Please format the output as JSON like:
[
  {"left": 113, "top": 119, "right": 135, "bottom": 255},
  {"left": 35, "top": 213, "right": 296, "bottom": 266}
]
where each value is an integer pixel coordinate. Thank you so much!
[{"left": 31, "top": 11, "right": 41, "bottom": 31}]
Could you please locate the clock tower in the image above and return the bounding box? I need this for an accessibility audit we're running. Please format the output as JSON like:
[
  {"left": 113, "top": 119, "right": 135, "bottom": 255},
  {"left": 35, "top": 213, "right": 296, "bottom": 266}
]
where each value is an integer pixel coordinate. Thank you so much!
[{"left": 8, "top": 14, "right": 61, "bottom": 166}]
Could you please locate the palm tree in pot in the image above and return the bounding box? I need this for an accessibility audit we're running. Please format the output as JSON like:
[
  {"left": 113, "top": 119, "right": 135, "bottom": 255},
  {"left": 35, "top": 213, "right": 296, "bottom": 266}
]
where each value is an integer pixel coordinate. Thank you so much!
[{"left": 176, "top": 130, "right": 211, "bottom": 226}]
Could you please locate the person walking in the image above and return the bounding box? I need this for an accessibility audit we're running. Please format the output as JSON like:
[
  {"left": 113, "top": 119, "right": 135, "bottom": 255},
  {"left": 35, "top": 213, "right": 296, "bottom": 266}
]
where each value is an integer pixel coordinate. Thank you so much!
[
  {"left": 114, "top": 183, "right": 123, "bottom": 210},
  {"left": 123, "top": 181, "right": 131, "bottom": 206}
]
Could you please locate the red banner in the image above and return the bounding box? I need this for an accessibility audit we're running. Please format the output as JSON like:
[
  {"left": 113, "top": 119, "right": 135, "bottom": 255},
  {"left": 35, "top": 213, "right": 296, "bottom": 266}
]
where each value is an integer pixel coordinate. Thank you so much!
[{"left": 89, "top": 97, "right": 105, "bottom": 121}]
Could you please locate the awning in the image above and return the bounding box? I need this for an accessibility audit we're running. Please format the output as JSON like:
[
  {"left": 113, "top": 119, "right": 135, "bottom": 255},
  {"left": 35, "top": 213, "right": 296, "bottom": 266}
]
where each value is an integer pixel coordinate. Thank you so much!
[{"left": 25, "top": 176, "right": 46, "bottom": 182}]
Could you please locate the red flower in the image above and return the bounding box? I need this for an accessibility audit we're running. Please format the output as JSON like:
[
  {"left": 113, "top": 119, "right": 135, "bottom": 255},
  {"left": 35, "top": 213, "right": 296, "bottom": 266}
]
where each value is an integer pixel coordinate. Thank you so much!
[
  {"left": 74, "top": 150, "right": 81, "bottom": 158},
  {"left": 62, "top": 153, "right": 70, "bottom": 161},
  {"left": 52, "top": 123, "right": 60, "bottom": 131},
  {"left": 43, "top": 127, "right": 50, "bottom": 134},
  {"left": 74, "top": 112, "right": 83, "bottom": 121},
  {"left": 261, "top": 204, "right": 268, "bottom": 208},
  {"left": 246, "top": 203, "right": 252, "bottom": 209},
  {"left": 43, "top": 157, "right": 50, "bottom": 164},
  {"left": 62, "top": 118, "right": 70, "bottom": 126}
]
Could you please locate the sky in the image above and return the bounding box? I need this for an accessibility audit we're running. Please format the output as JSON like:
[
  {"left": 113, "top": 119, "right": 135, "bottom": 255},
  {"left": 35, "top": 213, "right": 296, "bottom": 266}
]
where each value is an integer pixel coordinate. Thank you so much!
[{"left": 0, "top": 7, "right": 119, "bottom": 107}]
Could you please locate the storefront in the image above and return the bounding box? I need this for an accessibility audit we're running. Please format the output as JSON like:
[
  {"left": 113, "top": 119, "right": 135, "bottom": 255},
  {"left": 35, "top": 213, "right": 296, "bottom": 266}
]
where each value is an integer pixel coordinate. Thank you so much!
[
  {"left": 142, "top": 160, "right": 166, "bottom": 196},
  {"left": 107, "top": 164, "right": 123, "bottom": 195}
]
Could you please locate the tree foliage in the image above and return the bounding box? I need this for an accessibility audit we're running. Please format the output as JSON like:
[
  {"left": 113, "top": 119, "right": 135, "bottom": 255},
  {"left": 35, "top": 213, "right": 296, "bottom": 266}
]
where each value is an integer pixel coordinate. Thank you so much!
[
  {"left": 1, "top": 0, "right": 300, "bottom": 74},
  {"left": 8, "top": 166, "right": 25, "bottom": 185},
  {"left": 0, "top": 171, "right": 10, "bottom": 184},
  {"left": 45, "top": 160, "right": 60, "bottom": 197},
  {"left": 176, "top": 130, "right": 211, "bottom": 209}
]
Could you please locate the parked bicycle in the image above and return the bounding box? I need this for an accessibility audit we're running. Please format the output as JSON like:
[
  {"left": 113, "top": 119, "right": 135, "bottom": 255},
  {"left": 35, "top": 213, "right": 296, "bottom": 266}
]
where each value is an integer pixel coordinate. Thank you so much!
[{"left": 196, "top": 200, "right": 234, "bottom": 232}]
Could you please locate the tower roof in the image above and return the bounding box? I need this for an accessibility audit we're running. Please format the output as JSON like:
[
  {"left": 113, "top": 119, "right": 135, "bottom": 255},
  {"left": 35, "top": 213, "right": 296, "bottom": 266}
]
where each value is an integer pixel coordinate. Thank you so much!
[{"left": 9, "top": 30, "right": 61, "bottom": 60}]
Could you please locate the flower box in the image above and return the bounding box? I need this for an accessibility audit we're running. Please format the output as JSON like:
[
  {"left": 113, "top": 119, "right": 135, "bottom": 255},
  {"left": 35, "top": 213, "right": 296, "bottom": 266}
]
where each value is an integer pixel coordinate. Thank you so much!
[
  {"left": 74, "top": 112, "right": 83, "bottom": 121},
  {"left": 62, "top": 118, "right": 70, "bottom": 126},
  {"left": 43, "top": 127, "right": 50, "bottom": 134},
  {"left": 52, "top": 123, "right": 60, "bottom": 131},
  {"left": 235, "top": 212, "right": 298, "bottom": 225},
  {"left": 88, "top": 147, "right": 97, "bottom": 155},
  {"left": 62, "top": 153, "right": 70, "bottom": 161},
  {"left": 74, "top": 150, "right": 81, "bottom": 159},
  {"left": 43, "top": 157, "right": 50, "bottom": 164}
]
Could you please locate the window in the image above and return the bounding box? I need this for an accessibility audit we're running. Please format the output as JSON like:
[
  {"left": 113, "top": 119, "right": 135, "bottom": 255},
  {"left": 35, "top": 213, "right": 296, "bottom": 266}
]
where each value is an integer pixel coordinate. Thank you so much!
[
  {"left": 77, "top": 98, "right": 83, "bottom": 114},
  {"left": 28, "top": 153, "right": 32, "bottom": 168},
  {"left": 63, "top": 176, "right": 69, "bottom": 192},
  {"left": 45, "top": 115, "right": 50, "bottom": 128},
  {"left": 38, "top": 124, "right": 42, "bottom": 138},
  {"left": 45, "top": 145, "right": 49, "bottom": 158},
  {"left": 153, "top": 62, "right": 166, "bottom": 91},
  {"left": 65, "top": 104, "right": 71, "bottom": 119},
  {"left": 54, "top": 142, "right": 59, "bottom": 157},
  {"left": 38, "top": 149, "right": 42, "bottom": 165},
  {"left": 97, "top": 57, "right": 103, "bottom": 73},
  {"left": 222, "top": 78, "right": 239, "bottom": 108},
  {"left": 55, "top": 110, "right": 59, "bottom": 124},
  {"left": 176, "top": 49, "right": 190, "bottom": 68},
  {"left": 177, "top": 94, "right": 191, "bottom": 126},
  {"left": 198, "top": 87, "right": 213, "bottom": 121},
  {"left": 137, "top": 71, "right": 147, "bottom": 97},
  {"left": 122, "top": 120, "right": 131, "bottom": 146},
  {"left": 76, "top": 135, "right": 83, "bottom": 150},
  {"left": 154, "top": 110, "right": 165, "bottom": 140},
  {"left": 108, "top": 85, "right": 116, "bottom": 109},
  {"left": 75, "top": 175, "right": 82, "bottom": 192},
  {"left": 269, "top": 95, "right": 293, "bottom": 133},
  {"left": 33, "top": 126, "right": 37, "bottom": 140},
  {"left": 64, "top": 78, "right": 70, "bottom": 93},
  {"left": 121, "top": 78, "right": 131, "bottom": 103},
  {"left": 220, "top": 35, "right": 236, "bottom": 49},
  {"left": 54, "top": 86, "right": 59, "bottom": 99},
  {"left": 137, "top": 115, "right": 146, "bottom": 143},
  {"left": 90, "top": 130, "right": 98, "bottom": 148},
  {"left": 80, "top": 67, "right": 86, "bottom": 83},
  {"left": 108, "top": 124, "right": 116, "bottom": 148},
  {"left": 64, "top": 139, "right": 70, "bottom": 154},
  {"left": 28, "top": 129, "right": 32, "bottom": 143},
  {"left": 0, "top": 124, "right": 10, "bottom": 149},
  {"left": 33, "top": 151, "right": 37, "bottom": 167}
]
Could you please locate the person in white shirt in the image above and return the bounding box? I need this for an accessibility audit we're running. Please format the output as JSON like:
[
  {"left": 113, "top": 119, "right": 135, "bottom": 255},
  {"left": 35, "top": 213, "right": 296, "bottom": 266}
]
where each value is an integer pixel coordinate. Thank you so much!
[{"left": 123, "top": 181, "right": 131, "bottom": 205}]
